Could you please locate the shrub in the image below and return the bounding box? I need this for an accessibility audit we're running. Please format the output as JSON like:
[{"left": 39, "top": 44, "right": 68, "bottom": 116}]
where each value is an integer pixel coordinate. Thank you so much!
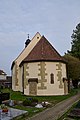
[
  {"left": 23, "top": 99, "right": 32, "bottom": 106},
  {"left": 23, "top": 98, "right": 38, "bottom": 106},
  {"left": 31, "top": 98, "right": 38, "bottom": 103}
]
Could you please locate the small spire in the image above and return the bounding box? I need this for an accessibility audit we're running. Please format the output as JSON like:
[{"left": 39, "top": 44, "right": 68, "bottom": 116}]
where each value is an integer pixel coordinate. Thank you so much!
[
  {"left": 25, "top": 34, "right": 31, "bottom": 48},
  {"left": 28, "top": 34, "right": 29, "bottom": 39}
]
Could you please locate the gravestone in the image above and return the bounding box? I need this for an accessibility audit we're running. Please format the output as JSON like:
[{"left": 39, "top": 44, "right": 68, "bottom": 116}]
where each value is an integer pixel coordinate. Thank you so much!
[{"left": 0, "top": 93, "right": 10, "bottom": 104}]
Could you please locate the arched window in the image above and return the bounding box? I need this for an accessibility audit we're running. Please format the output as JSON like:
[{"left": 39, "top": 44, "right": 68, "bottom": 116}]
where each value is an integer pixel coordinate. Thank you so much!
[{"left": 50, "top": 73, "right": 54, "bottom": 84}]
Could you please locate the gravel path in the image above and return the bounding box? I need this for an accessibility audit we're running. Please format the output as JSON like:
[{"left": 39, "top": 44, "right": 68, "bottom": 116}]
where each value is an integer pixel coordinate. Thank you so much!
[{"left": 27, "top": 93, "right": 80, "bottom": 120}]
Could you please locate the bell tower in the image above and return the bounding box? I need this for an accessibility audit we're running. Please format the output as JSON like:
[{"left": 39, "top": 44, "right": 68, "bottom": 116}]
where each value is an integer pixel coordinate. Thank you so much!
[{"left": 25, "top": 34, "right": 31, "bottom": 48}]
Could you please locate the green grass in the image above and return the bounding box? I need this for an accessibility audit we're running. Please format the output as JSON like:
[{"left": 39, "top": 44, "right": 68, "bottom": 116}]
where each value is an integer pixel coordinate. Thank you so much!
[
  {"left": 1, "top": 88, "right": 26, "bottom": 101},
  {"left": 1, "top": 88, "right": 78, "bottom": 102}
]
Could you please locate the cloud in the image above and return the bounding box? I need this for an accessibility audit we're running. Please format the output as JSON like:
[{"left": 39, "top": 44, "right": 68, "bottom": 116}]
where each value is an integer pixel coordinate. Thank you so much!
[{"left": 0, "top": 0, "right": 80, "bottom": 74}]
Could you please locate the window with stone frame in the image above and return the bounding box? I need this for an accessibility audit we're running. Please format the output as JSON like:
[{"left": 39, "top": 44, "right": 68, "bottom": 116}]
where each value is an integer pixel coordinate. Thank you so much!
[{"left": 50, "top": 73, "right": 54, "bottom": 84}]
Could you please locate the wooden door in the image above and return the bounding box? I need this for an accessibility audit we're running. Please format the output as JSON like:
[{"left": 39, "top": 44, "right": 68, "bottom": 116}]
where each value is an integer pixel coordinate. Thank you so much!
[{"left": 29, "top": 82, "right": 37, "bottom": 95}]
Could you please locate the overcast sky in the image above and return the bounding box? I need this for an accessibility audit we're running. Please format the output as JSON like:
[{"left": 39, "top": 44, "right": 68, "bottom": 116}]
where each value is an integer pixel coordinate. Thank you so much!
[{"left": 0, "top": 0, "right": 80, "bottom": 75}]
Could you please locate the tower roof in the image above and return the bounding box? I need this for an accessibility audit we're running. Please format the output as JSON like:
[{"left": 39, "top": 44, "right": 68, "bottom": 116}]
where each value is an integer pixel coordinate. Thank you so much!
[
  {"left": 20, "top": 36, "right": 66, "bottom": 65},
  {"left": 25, "top": 34, "right": 31, "bottom": 48}
]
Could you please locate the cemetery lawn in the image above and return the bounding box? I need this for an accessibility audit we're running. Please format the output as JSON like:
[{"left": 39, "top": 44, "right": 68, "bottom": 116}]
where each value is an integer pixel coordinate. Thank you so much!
[
  {"left": 1, "top": 88, "right": 78, "bottom": 102},
  {"left": 1, "top": 88, "right": 79, "bottom": 120},
  {"left": 1, "top": 88, "right": 78, "bottom": 103}
]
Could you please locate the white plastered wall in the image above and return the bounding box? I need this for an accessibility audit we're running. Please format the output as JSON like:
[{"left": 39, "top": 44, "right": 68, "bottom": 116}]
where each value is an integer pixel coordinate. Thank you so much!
[
  {"left": 24, "top": 62, "right": 67, "bottom": 96},
  {"left": 24, "top": 62, "right": 40, "bottom": 95},
  {"left": 15, "top": 32, "right": 41, "bottom": 66},
  {"left": 37, "top": 62, "right": 67, "bottom": 95},
  {"left": 0, "top": 75, "right": 6, "bottom": 80},
  {"left": 12, "top": 33, "right": 42, "bottom": 92}
]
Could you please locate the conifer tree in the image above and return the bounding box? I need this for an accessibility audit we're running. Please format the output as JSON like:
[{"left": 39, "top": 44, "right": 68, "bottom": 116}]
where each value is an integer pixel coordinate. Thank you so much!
[{"left": 68, "top": 23, "right": 80, "bottom": 59}]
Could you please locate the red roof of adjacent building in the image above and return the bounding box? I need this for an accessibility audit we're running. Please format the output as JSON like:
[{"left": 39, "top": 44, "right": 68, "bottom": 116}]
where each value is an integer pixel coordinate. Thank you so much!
[{"left": 20, "top": 36, "right": 66, "bottom": 65}]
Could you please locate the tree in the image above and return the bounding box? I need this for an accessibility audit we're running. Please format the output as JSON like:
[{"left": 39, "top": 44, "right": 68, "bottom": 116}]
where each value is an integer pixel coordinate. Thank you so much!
[
  {"left": 68, "top": 23, "right": 80, "bottom": 59},
  {"left": 63, "top": 54, "right": 80, "bottom": 88}
]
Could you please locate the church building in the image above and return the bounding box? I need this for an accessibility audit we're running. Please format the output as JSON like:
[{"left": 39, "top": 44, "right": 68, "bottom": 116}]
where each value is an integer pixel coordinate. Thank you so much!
[{"left": 11, "top": 32, "right": 68, "bottom": 96}]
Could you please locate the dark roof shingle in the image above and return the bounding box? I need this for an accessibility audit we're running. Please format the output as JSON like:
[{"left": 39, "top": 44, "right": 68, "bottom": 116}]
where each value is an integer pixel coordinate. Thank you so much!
[{"left": 20, "top": 36, "right": 66, "bottom": 65}]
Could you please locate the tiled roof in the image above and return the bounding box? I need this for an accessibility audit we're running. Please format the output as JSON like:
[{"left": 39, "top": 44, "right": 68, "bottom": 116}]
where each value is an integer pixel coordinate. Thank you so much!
[
  {"left": 0, "top": 70, "right": 6, "bottom": 75},
  {"left": 21, "top": 36, "right": 66, "bottom": 64}
]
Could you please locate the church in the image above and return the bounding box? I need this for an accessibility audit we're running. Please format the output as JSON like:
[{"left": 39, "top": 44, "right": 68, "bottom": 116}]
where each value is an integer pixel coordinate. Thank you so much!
[{"left": 11, "top": 32, "right": 68, "bottom": 96}]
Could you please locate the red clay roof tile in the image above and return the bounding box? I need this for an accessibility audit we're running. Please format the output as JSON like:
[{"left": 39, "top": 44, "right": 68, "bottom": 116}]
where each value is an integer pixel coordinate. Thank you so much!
[{"left": 21, "top": 36, "right": 65, "bottom": 63}]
